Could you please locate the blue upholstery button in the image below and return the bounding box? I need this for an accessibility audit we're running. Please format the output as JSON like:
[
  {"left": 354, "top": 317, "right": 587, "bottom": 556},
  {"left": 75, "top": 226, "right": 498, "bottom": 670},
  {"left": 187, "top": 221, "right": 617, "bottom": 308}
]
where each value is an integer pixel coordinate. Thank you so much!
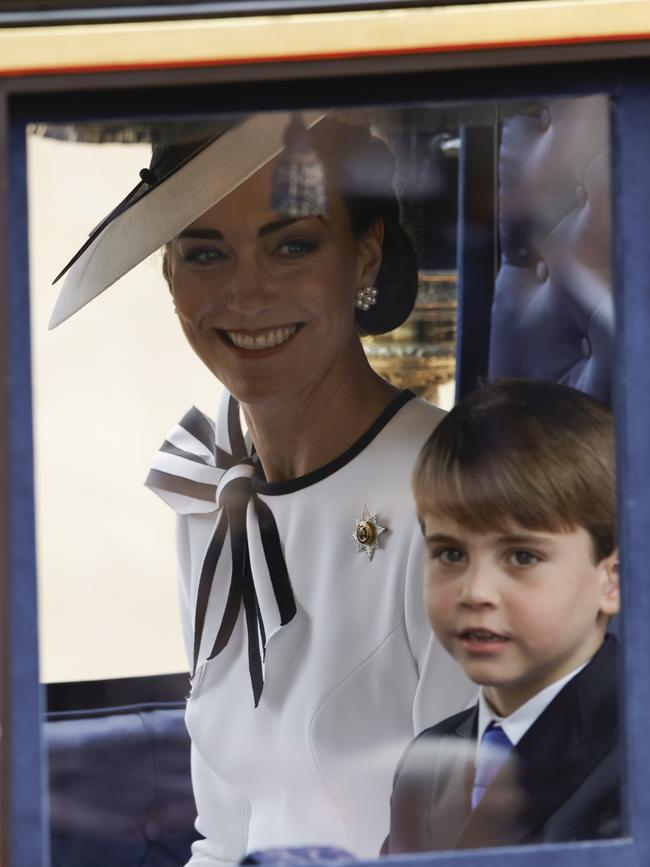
[
  {"left": 535, "top": 261, "right": 548, "bottom": 282},
  {"left": 575, "top": 184, "right": 587, "bottom": 208},
  {"left": 144, "top": 821, "right": 161, "bottom": 842},
  {"left": 581, "top": 336, "right": 592, "bottom": 358}
]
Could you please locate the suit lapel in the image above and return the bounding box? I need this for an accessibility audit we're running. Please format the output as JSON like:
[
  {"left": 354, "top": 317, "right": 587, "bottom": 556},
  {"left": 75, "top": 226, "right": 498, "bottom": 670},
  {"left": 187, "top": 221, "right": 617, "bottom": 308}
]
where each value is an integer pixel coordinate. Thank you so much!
[
  {"left": 423, "top": 708, "right": 477, "bottom": 850},
  {"left": 455, "top": 710, "right": 476, "bottom": 741},
  {"left": 456, "top": 636, "right": 619, "bottom": 848}
]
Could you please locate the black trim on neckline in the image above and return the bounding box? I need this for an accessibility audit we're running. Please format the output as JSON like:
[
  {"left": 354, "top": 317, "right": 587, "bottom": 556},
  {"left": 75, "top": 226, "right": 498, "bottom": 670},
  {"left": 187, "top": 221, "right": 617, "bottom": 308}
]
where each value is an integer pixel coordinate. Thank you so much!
[{"left": 251, "top": 389, "right": 415, "bottom": 496}]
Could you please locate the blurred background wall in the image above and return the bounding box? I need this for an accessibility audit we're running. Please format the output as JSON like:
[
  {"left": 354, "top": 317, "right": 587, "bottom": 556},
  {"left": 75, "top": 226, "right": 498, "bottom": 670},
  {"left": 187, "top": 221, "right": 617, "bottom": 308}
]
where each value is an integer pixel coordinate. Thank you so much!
[{"left": 28, "top": 133, "right": 221, "bottom": 682}]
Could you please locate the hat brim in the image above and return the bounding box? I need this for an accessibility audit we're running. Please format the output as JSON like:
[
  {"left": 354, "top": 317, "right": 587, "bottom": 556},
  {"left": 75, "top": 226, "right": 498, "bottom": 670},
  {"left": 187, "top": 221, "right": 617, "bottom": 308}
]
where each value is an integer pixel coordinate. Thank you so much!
[{"left": 49, "top": 111, "right": 324, "bottom": 329}]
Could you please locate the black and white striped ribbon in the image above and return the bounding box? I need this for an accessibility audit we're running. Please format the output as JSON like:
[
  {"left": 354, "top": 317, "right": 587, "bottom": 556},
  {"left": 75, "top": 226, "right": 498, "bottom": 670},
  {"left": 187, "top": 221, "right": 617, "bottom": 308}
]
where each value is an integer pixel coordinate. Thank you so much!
[{"left": 146, "top": 391, "right": 296, "bottom": 707}]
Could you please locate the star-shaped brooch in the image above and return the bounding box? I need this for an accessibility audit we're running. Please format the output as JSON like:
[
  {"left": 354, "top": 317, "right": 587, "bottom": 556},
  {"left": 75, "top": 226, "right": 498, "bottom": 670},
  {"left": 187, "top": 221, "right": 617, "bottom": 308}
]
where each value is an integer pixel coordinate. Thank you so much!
[{"left": 352, "top": 505, "right": 388, "bottom": 561}]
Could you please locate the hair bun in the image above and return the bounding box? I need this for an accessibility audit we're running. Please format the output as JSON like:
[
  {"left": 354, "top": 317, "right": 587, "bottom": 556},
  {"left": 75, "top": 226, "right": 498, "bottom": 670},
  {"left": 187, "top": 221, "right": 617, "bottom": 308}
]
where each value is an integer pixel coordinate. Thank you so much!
[{"left": 310, "top": 118, "right": 418, "bottom": 335}]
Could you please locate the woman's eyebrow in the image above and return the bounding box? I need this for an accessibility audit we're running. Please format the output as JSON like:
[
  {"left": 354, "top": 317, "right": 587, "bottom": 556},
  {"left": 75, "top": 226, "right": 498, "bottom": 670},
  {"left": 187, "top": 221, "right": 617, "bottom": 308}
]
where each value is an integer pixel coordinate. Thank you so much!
[
  {"left": 259, "top": 216, "right": 326, "bottom": 238},
  {"left": 176, "top": 216, "right": 324, "bottom": 242},
  {"left": 258, "top": 218, "right": 302, "bottom": 238},
  {"left": 177, "top": 227, "right": 224, "bottom": 240}
]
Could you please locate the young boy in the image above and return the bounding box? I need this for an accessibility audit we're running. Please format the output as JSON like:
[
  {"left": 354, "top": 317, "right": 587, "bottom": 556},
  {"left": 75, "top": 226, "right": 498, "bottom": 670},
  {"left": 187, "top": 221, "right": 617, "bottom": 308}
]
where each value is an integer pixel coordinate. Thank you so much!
[{"left": 384, "top": 379, "right": 621, "bottom": 852}]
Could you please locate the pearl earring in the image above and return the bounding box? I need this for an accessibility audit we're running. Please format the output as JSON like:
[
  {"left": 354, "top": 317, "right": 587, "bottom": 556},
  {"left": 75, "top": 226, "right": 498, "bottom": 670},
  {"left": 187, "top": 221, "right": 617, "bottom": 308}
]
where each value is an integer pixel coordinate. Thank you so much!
[{"left": 355, "top": 285, "right": 378, "bottom": 311}]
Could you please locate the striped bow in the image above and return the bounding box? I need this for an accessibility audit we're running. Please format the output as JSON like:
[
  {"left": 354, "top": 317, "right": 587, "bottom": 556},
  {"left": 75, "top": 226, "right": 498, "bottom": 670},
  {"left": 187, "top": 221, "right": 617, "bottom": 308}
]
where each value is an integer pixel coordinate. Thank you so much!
[{"left": 145, "top": 391, "right": 296, "bottom": 707}]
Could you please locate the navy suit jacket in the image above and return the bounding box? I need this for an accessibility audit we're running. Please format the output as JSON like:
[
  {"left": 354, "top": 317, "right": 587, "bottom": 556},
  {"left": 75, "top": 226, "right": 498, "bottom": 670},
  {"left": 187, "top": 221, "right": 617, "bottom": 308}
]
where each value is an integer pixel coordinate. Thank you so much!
[{"left": 384, "top": 635, "right": 620, "bottom": 853}]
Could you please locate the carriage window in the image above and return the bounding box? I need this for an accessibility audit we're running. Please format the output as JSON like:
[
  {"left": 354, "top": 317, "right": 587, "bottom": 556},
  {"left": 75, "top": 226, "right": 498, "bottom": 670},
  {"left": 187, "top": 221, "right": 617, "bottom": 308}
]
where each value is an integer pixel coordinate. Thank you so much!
[{"left": 28, "top": 93, "right": 618, "bottom": 865}]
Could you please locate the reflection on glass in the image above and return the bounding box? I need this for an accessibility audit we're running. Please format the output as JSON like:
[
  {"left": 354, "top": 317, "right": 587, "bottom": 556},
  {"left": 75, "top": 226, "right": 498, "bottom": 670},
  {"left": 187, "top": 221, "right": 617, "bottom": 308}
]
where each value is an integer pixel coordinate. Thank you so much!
[
  {"left": 489, "top": 95, "right": 613, "bottom": 404},
  {"left": 28, "top": 94, "right": 616, "bottom": 867}
]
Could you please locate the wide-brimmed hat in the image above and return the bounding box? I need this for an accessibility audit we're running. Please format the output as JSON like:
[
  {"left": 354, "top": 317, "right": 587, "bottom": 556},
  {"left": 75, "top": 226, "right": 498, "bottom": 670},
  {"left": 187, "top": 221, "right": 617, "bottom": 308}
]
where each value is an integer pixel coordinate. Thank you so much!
[
  {"left": 49, "top": 111, "right": 325, "bottom": 329},
  {"left": 50, "top": 110, "right": 420, "bottom": 335}
]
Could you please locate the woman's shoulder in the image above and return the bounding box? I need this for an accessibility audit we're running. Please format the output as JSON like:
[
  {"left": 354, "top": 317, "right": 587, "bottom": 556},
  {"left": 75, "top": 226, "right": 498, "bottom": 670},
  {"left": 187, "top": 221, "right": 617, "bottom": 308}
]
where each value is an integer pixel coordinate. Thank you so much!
[
  {"left": 403, "top": 393, "right": 446, "bottom": 425},
  {"left": 382, "top": 391, "right": 446, "bottom": 446},
  {"left": 326, "top": 390, "right": 444, "bottom": 482}
]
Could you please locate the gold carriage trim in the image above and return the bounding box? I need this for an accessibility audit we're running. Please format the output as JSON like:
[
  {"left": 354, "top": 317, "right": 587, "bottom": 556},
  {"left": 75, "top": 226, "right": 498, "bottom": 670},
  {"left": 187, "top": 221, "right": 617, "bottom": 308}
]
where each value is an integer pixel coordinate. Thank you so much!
[{"left": 0, "top": 0, "right": 650, "bottom": 77}]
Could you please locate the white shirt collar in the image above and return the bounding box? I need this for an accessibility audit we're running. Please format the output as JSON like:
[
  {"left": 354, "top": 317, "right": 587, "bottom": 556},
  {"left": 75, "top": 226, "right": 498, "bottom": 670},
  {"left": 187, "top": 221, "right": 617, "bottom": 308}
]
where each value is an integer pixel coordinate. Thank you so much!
[{"left": 476, "top": 661, "right": 588, "bottom": 759}]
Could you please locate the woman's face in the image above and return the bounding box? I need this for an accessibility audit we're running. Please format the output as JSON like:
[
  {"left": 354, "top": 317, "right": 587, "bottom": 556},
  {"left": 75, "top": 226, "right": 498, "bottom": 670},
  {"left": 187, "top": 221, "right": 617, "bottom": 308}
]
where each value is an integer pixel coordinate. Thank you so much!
[{"left": 166, "top": 160, "right": 382, "bottom": 407}]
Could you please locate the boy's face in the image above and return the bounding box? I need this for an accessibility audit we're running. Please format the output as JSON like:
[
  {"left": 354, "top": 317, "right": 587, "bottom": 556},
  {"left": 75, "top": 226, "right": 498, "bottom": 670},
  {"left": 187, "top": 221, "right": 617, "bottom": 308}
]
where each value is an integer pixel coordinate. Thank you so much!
[{"left": 423, "top": 516, "right": 619, "bottom": 717}]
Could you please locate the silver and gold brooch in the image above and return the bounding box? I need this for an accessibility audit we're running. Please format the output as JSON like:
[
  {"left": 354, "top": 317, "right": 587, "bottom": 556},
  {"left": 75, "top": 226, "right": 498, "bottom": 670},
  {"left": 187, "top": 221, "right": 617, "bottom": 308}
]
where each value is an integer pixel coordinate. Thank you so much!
[{"left": 352, "top": 505, "right": 388, "bottom": 561}]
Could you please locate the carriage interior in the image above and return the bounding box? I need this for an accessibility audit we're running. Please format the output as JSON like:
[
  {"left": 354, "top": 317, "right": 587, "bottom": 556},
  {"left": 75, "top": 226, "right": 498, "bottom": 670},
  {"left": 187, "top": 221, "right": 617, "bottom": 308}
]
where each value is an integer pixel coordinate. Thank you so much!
[{"left": 39, "top": 92, "right": 613, "bottom": 867}]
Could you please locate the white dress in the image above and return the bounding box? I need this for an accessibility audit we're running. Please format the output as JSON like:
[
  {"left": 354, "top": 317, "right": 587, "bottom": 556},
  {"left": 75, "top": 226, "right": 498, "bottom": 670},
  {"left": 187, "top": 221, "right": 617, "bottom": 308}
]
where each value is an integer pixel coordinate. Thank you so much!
[{"left": 147, "top": 390, "right": 474, "bottom": 867}]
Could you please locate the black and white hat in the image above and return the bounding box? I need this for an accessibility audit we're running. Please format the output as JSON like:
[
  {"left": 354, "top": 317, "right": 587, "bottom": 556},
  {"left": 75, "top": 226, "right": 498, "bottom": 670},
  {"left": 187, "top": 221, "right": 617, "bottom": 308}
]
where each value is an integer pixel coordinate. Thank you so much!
[{"left": 49, "top": 111, "right": 325, "bottom": 329}]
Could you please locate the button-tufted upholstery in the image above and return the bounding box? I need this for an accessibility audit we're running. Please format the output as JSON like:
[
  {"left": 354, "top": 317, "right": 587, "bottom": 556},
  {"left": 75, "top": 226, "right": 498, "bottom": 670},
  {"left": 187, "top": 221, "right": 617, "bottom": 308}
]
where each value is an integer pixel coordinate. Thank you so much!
[
  {"left": 489, "top": 94, "right": 613, "bottom": 405},
  {"left": 46, "top": 703, "right": 198, "bottom": 866}
]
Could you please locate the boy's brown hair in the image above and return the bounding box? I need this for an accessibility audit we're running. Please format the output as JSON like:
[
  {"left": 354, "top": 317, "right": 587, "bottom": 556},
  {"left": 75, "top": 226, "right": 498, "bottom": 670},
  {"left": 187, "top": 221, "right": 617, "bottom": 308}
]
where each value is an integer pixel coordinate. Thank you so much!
[{"left": 413, "top": 379, "right": 616, "bottom": 562}]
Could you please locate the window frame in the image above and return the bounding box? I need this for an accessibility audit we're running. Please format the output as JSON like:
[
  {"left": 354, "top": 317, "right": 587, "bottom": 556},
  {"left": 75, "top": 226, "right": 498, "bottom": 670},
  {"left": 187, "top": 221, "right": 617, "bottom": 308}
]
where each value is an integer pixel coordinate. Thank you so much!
[{"left": 1, "top": 3, "right": 649, "bottom": 866}]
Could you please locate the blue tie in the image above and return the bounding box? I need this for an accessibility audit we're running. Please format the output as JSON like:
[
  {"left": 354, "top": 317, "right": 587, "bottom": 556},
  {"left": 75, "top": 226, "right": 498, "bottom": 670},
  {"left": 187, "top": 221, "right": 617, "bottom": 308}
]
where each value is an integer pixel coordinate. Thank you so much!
[{"left": 471, "top": 722, "right": 513, "bottom": 809}]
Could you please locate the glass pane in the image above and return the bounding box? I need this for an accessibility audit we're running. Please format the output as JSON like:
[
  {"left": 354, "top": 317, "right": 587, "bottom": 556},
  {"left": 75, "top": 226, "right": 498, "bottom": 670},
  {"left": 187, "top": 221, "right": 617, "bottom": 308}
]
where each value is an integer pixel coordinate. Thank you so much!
[
  {"left": 28, "top": 133, "right": 219, "bottom": 684},
  {"left": 28, "top": 94, "right": 618, "bottom": 867}
]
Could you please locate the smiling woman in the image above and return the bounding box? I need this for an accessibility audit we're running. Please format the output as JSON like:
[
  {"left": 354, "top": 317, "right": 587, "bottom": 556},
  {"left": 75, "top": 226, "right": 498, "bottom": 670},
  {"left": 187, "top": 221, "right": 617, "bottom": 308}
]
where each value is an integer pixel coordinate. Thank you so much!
[
  {"left": 48, "top": 110, "right": 475, "bottom": 865},
  {"left": 164, "top": 159, "right": 384, "bottom": 431}
]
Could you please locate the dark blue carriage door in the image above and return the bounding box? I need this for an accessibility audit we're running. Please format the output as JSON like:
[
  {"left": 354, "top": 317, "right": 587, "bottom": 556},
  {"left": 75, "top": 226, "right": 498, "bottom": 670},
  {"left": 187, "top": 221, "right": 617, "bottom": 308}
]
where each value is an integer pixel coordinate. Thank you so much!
[
  {"left": 612, "top": 75, "right": 650, "bottom": 860},
  {"left": 4, "top": 115, "right": 49, "bottom": 867},
  {"left": 455, "top": 117, "right": 498, "bottom": 399}
]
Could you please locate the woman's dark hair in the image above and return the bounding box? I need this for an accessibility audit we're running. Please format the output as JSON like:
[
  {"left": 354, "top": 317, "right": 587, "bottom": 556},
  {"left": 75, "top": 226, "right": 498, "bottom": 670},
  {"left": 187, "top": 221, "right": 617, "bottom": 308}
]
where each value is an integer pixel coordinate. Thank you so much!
[{"left": 309, "top": 117, "right": 419, "bottom": 335}]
